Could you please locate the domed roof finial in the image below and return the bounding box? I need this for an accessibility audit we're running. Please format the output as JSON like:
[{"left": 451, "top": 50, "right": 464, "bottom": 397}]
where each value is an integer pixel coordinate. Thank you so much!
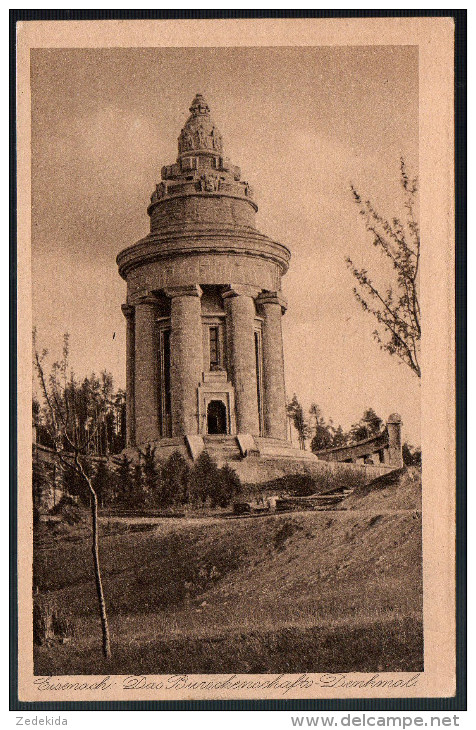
[
  {"left": 178, "top": 93, "right": 223, "bottom": 156},
  {"left": 189, "top": 93, "right": 210, "bottom": 116},
  {"left": 147, "top": 96, "right": 258, "bottom": 217}
]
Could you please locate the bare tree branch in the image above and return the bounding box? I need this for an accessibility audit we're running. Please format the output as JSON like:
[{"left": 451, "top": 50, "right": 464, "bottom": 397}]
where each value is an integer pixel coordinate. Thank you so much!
[
  {"left": 33, "top": 331, "right": 112, "bottom": 659},
  {"left": 347, "top": 159, "right": 421, "bottom": 378}
]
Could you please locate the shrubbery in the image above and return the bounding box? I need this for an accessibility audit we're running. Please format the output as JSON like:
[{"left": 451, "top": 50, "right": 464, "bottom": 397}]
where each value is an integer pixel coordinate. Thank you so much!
[
  {"left": 49, "top": 494, "right": 89, "bottom": 525},
  {"left": 54, "top": 450, "right": 242, "bottom": 512},
  {"left": 266, "top": 473, "right": 317, "bottom": 498},
  {"left": 188, "top": 453, "right": 241, "bottom": 508},
  {"left": 254, "top": 466, "right": 369, "bottom": 499},
  {"left": 402, "top": 443, "right": 422, "bottom": 467},
  {"left": 33, "top": 599, "right": 75, "bottom": 646}
]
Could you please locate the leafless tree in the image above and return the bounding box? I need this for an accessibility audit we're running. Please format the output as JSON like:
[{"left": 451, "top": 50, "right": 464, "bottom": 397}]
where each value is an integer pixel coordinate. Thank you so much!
[
  {"left": 33, "top": 330, "right": 111, "bottom": 659},
  {"left": 346, "top": 158, "right": 420, "bottom": 377}
]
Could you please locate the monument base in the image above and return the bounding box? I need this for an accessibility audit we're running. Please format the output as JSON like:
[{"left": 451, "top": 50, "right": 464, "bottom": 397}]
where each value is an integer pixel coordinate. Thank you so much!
[{"left": 122, "top": 435, "right": 319, "bottom": 485}]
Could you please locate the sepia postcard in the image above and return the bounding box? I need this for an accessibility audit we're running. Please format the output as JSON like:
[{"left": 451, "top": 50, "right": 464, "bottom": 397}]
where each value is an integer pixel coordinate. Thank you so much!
[{"left": 15, "top": 16, "right": 458, "bottom": 705}]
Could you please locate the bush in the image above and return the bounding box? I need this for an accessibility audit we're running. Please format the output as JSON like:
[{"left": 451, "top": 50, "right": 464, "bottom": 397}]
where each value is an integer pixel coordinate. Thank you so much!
[
  {"left": 137, "top": 445, "right": 161, "bottom": 508},
  {"left": 403, "top": 443, "right": 422, "bottom": 467},
  {"left": 325, "top": 467, "right": 368, "bottom": 492},
  {"left": 112, "top": 454, "right": 134, "bottom": 507},
  {"left": 129, "top": 461, "right": 149, "bottom": 509},
  {"left": 160, "top": 451, "right": 190, "bottom": 506},
  {"left": 188, "top": 453, "right": 242, "bottom": 508},
  {"left": 283, "top": 474, "right": 317, "bottom": 497},
  {"left": 61, "top": 459, "right": 93, "bottom": 505},
  {"left": 256, "top": 466, "right": 370, "bottom": 499},
  {"left": 139, "top": 444, "right": 160, "bottom": 492},
  {"left": 188, "top": 451, "right": 216, "bottom": 505},
  {"left": 93, "top": 459, "right": 115, "bottom": 507},
  {"left": 213, "top": 464, "right": 242, "bottom": 508},
  {"left": 255, "top": 472, "right": 317, "bottom": 497},
  {"left": 49, "top": 494, "right": 88, "bottom": 525}
]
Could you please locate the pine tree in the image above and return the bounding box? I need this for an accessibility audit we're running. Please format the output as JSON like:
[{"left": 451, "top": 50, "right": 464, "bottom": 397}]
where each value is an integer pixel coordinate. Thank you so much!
[
  {"left": 286, "top": 394, "right": 311, "bottom": 449},
  {"left": 161, "top": 451, "right": 190, "bottom": 507},
  {"left": 130, "top": 460, "right": 147, "bottom": 509},
  {"left": 138, "top": 445, "right": 161, "bottom": 506},
  {"left": 349, "top": 408, "right": 384, "bottom": 443},
  {"left": 189, "top": 451, "right": 217, "bottom": 505},
  {"left": 92, "top": 459, "right": 114, "bottom": 508},
  {"left": 332, "top": 425, "right": 347, "bottom": 447},
  {"left": 114, "top": 454, "right": 133, "bottom": 507},
  {"left": 215, "top": 464, "right": 241, "bottom": 508},
  {"left": 309, "top": 403, "right": 334, "bottom": 452}
]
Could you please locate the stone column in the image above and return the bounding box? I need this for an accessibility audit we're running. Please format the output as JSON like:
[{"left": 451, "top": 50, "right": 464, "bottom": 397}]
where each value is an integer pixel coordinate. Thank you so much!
[
  {"left": 386, "top": 413, "right": 403, "bottom": 467},
  {"left": 223, "top": 285, "right": 260, "bottom": 435},
  {"left": 121, "top": 304, "right": 135, "bottom": 447},
  {"left": 134, "top": 295, "right": 159, "bottom": 444},
  {"left": 257, "top": 292, "right": 288, "bottom": 440},
  {"left": 165, "top": 285, "right": 203, "bottom": 436}
]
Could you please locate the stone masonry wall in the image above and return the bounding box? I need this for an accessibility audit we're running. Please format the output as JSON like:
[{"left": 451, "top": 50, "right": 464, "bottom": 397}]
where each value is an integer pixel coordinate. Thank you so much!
[
  {"left": 150, "top": 195, "right": 255, "bottom": 232},
  {"left": 227, "top": 455, "right": 397, "bottom": 486},
  {"left": 126, "top": 252, "right": 281, "bottom": 299}
]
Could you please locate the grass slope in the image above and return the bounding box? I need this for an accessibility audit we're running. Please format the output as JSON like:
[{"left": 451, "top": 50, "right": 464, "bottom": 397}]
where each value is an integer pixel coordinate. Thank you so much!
[
  {"left": 342, "top": 466, "right": 422, "bottom": 511},
  {"left": 34, "top": 468, "right": 423, "bottom": 675}
]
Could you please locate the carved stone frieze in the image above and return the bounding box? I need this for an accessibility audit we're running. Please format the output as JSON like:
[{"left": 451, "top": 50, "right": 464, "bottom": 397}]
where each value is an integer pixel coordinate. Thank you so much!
[
  {"left": 178, "top": 94, "right": 224, "bottom": 155},
  {"left": 199, "top": 174, "right": 221, "bottom": 193}
]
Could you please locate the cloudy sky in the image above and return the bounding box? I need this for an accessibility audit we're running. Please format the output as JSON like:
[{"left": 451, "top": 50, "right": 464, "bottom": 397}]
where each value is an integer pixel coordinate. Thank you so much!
[{"left": 31, "top": 46, "right": 420, "bottom": 444}]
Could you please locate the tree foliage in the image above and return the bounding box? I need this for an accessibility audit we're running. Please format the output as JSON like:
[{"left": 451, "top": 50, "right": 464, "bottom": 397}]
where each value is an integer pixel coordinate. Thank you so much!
[
  {"left": 183, "top": 452, "right": 241, "bottom": 508},
  {"left": 160, "top": 451, "right": 190, "bottom": 507},
  {"left": 114, "top": 454, "right": 134, "bottom": 507},
  {"left": 309, "top": 403, "right": 334, "bottom": 452},
  {"left": 84, "top": 450, "right": 242, "bottom": 512},
  {"left": 287, "top": 394, "right": 312, "bottom": 449},
  {"left": 33, "top": 364, "right": 126, "bottom": 456},
  {"left": 348, "top": 408, "right": 383, "bottom": 444},
  {"left": 138, "top": 444, "right": 160, "bottom": 498},
  {"left": 307, "top": 404, "right": 387, "bottom": 453},
  {"left": 347, "top": 158, "right": 420, "bottom": 377},
  {"left": 287, "top": 397, "right": 377, "bottom": 452},
  {"left": 402, "top": 442, "right": 422, "bottom": 467},
  {"left": 211, "top": 463, "right": 242, "bottom": 508}
]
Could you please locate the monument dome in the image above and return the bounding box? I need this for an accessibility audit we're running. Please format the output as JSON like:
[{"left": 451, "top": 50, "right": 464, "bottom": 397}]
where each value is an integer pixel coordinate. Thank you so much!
[{"left": 177, "top": 93, "right": 224, "bottom": 156}]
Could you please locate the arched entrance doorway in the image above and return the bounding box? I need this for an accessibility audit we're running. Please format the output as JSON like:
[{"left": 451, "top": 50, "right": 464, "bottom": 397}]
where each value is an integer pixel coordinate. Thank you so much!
[{"left": 207, "top": 400, "right": 227, "bottom": 435}]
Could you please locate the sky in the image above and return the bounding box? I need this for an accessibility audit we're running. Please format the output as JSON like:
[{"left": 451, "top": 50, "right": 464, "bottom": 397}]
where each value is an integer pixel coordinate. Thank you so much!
[{"left": 31, "top": 46, "right": 420, "bottom": 445}]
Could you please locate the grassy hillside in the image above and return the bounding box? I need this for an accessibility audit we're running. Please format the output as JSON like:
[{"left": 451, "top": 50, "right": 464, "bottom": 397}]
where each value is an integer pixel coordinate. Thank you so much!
[
  {"left": 342, "top": 466, "right": 421, "bottom": 511},
  {"left": 34, "top": 468, "right": 423, "bottom": 675}
]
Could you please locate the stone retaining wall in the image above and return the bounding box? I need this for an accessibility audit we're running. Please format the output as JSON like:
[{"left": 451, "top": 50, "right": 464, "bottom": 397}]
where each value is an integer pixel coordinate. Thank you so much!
[{"left": 221, "top": 454, "right": 395, "bottom": 486}]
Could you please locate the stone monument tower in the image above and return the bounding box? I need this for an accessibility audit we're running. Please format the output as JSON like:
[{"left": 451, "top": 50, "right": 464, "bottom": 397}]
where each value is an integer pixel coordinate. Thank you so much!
[{"left": 117, "top": 94, "right": 316, "bottom": 465}]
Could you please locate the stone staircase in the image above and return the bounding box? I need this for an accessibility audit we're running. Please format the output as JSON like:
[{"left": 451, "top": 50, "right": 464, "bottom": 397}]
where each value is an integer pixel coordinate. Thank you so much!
[{"left": 202, "top": 435, "right": 242, "bottom": 462}]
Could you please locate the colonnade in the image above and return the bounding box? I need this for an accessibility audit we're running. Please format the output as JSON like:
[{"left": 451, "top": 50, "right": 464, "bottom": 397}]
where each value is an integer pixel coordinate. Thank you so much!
[{"left": 122, "top": 285, "right": 288, "bottom": 446}]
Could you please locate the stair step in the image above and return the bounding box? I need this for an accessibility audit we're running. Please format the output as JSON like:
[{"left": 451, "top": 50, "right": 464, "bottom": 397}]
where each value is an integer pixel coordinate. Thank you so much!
[{"left": 205, "top": 447, "right": 240, "bottom": 455}]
